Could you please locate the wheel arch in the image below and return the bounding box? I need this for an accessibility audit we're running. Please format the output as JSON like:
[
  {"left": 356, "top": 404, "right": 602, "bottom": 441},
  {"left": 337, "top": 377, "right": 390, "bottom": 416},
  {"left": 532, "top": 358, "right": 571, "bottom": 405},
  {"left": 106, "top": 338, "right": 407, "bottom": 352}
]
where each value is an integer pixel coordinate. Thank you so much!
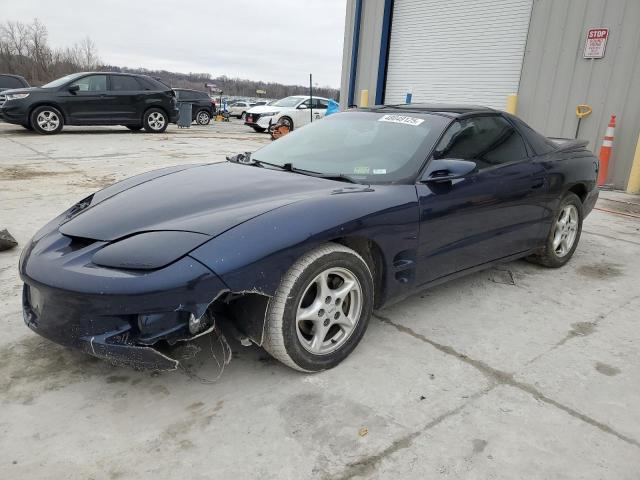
[
  {"left": 29, "top": 102, "right": 68, "bottom": 124},
  {"left": 332, "top": 236, "right": 386, "bottom": 309},
  {"left": 142, "top": 105, "right": 169, "bottom": 122},
  {"left": 567, "top": 183, "right": 587, "bottom": 203}
]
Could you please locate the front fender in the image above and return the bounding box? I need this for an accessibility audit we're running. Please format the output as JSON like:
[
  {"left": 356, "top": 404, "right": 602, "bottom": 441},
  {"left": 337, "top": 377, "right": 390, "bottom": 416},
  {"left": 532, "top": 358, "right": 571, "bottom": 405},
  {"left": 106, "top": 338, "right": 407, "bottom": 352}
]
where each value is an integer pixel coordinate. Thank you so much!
[{"left": 190, "top": 184, "right": 420, "bottom": 303}]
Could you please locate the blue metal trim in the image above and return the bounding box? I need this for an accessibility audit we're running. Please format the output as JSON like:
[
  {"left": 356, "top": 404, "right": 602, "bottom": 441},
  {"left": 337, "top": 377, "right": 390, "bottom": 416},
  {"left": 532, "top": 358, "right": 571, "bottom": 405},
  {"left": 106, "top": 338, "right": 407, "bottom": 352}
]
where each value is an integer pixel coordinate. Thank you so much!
[
  {"left": 347, "top": 0, "right": 363, "bottom": 107},
  {"left": 375, "top": 0, "right": 394, "bottom": 105}
]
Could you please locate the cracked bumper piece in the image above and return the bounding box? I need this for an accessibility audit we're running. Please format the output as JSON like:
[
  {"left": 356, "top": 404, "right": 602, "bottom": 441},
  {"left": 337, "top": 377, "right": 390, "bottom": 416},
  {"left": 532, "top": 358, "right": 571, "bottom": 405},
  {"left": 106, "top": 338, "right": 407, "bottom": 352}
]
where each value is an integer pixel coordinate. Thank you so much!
[{"left": 20, "top": 230, "right": 228, "bottom": 370}]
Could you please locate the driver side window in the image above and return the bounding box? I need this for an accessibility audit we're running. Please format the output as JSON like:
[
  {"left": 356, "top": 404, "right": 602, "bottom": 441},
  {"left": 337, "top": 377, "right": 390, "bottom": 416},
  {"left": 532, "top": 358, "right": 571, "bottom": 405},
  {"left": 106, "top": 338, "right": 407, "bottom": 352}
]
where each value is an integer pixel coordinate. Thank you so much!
[
  {"left": 70, "top": 75, "right": 107, "bottom": 92},
  {"left": 435, "top": 115, "right": 529, "bottom": 170}
]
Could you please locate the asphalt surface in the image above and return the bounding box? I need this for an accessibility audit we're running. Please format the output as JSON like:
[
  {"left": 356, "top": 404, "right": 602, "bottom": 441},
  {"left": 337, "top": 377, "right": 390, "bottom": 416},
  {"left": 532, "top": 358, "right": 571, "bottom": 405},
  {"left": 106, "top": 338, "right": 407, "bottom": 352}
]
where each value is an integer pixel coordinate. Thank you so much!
[{"left": 1, "top": 120, "right": 639, "bottom": 479}]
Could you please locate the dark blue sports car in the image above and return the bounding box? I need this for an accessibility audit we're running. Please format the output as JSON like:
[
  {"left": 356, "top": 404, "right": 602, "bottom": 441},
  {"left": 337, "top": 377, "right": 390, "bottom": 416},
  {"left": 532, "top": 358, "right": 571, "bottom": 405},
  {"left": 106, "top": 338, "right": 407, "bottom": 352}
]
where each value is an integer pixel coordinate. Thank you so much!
[{"left": 19, "top": 105, "right": 599, "bottom": 372}]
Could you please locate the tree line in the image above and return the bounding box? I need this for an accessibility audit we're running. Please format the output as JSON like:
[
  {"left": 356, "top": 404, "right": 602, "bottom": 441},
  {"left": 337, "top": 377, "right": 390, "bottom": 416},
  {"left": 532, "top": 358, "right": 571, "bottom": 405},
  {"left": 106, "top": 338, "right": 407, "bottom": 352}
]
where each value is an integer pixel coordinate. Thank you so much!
[{"left": 0, "top": 19, "right": 339, "bottom": 100}]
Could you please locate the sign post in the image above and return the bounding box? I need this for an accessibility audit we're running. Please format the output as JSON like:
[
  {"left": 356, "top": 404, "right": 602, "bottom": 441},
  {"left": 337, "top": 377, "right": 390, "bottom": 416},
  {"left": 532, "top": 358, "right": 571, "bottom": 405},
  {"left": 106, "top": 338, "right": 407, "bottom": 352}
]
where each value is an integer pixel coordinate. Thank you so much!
[{"left": 583, "top": 28, "right": 609, "bottom": 59}]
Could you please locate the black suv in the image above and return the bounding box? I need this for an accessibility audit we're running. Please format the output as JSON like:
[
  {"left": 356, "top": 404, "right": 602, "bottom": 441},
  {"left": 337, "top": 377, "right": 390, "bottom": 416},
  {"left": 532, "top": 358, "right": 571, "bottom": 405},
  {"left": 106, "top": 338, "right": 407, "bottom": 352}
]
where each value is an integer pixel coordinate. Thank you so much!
[
  {"left": 0, "top": 74, "right": 30, "bottom": 92},
  {"left": 174, "top": 89, "right": 216, "bottom": 125},
  {"left": 0, "top": 72, "right": 178, "bottom": 134}
]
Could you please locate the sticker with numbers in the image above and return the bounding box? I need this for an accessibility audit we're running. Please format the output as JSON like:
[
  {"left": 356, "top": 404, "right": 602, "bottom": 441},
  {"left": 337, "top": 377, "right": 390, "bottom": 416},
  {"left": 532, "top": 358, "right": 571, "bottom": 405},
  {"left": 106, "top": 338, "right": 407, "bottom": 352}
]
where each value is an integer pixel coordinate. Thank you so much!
[{"left": 378, "top": 114, "right": 425, "bottom": 126}]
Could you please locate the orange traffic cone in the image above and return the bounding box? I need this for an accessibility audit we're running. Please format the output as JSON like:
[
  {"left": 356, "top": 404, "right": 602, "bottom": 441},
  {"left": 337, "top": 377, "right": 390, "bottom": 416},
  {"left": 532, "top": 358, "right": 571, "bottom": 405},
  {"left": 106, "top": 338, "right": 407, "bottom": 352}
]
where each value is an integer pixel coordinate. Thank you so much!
[{"left": 597, "top": 115, "right": 616, "bottom": 186}]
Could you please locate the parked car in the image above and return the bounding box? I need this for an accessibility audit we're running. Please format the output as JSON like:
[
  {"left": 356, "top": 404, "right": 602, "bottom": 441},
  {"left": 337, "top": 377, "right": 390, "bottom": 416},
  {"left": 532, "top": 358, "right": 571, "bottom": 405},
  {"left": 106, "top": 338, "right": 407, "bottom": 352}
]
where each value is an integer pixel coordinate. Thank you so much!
[
  {"left": 0, "top": 72, "right": 178, "bottom": 134},
  {"left": 173, "top": 88, "right": 216, "bottom": 125},
  {"left": 228, "top": 100, "right": 254, "bottom": 119},
  {"left": 19, "top": 105, "right": 598, "bottom": 372},
  {"left": 245, "top": 95, "right": 330, "bottom": 132},
  {"left": 0, "top": 74, "right": 29, "bottom": 92}
]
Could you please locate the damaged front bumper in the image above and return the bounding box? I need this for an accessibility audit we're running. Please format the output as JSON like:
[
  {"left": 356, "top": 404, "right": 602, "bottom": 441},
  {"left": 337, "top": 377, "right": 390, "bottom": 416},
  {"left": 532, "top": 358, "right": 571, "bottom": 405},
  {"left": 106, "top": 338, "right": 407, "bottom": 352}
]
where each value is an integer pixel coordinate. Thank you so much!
[{"left": 19, "top": 229, "right": 228, "bottom": 370}]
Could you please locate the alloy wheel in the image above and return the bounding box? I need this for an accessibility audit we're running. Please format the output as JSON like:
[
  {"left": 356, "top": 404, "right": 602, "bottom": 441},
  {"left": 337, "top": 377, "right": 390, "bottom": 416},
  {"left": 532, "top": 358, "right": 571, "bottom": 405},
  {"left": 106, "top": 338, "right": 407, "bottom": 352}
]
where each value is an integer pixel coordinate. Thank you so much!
[
  {"left": 553, "top": 205, "right": 579, "bottom": 257},
  {"left": 197, "top": 111, "right": 210, "bottom": 125},
  {"left": 296, "top": 267, "right": 363, "bottom": 355},
  {"left": 36, "top": 111, "right": 60, "bottom": 132},
  {"left": 147, "top": 112, "right": 166, "bottom": 130}
]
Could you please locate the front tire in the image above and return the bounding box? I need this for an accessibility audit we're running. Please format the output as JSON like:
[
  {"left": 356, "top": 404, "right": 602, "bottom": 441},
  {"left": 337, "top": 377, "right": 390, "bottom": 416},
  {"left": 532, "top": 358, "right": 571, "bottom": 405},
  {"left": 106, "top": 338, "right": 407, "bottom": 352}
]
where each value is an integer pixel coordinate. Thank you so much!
[
  {"left": 528, "top": 192, "right": 583, "bottom": 268},
  {"left": 280, "top": 116, "right": 294, "bottom": 131},
  {"left": 143, "top": 108, "right": 168, "bottom": 133},
  {"left": 263, "top": 243, "right": 374, "bottom": 372},
  {"left": 30, "top": 106, "right": 64, "bottom": 135}
]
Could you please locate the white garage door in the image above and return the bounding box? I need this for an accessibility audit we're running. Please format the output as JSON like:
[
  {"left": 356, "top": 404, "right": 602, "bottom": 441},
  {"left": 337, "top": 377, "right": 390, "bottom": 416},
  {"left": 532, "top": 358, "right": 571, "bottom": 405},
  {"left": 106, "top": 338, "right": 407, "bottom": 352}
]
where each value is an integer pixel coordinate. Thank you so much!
[{"left": 384, "top": 0, "right": 533, "bottom": 109}]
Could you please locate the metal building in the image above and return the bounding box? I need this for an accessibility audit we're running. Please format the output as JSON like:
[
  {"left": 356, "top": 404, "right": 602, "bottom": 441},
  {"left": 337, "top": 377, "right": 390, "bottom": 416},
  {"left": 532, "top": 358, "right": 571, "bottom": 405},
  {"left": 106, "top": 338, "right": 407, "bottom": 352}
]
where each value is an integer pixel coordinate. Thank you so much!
[{"left": 340, "top": 0, "right": 640, "bottom": 190}]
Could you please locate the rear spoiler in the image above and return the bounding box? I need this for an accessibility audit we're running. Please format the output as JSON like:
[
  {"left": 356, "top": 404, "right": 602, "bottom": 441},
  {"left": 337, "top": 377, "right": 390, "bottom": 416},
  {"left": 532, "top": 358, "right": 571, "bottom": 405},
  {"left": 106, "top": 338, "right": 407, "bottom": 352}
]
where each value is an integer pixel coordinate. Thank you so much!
[{"left": 548, "top": 137, "right": 589, "bottom": 152}]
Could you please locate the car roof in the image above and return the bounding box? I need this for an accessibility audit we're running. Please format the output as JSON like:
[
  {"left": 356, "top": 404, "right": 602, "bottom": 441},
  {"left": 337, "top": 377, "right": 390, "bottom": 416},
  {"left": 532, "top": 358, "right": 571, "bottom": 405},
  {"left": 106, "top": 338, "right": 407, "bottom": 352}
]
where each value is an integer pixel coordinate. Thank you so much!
[{"left": 365, "top": 103, "right": 497, "bottom": 118}]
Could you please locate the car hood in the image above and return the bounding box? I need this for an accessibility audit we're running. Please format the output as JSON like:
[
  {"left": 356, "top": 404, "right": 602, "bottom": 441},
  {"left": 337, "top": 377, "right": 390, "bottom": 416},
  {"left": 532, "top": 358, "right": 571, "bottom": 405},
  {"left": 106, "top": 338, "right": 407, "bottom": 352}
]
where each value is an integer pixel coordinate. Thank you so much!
[
  {"left": 58, "top": 162, "right": 359, "bottom": 242},
  {"left": 0, "top": 86, "right": 48, "bottom": 95}
]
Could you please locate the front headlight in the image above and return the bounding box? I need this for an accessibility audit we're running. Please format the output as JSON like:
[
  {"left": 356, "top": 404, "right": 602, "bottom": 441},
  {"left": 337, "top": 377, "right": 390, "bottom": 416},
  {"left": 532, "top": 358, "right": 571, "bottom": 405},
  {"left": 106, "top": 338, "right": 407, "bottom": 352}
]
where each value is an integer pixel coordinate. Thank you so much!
[
  {"left": 260, "top": 111, "right": 278, "bottom": 117},
  {"left": 92, "top": 231, "right": 211, "bottom": 270},
  {"left": 6, "top": 93, "right": 30, "bottom": 100}
]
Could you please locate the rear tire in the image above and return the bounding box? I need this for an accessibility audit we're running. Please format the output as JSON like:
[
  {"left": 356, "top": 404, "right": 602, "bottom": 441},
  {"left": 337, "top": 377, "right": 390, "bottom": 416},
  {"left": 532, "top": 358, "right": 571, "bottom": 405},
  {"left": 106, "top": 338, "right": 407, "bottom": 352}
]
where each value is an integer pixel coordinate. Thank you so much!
[
  {"left": 527, "top": 192, "right": 583, "bottom": 268},
  {"left": 30, "top": 106, "right": 64, "bottom": 135},
  {"left": 143, "top": 108, "right": 168, "bottom": 133},
  {"left": 263, "top": 243, "right": 374, "bottom": 372},
  {"left": 195, "top": 110, "right": 211, "bottom": 125}
]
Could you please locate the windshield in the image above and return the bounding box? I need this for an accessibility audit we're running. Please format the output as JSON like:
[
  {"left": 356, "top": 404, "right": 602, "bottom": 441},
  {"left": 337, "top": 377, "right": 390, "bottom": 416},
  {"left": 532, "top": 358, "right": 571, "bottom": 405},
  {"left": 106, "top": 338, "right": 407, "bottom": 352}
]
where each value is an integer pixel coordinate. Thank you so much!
[
  {"left": 42, "top": 73, "right": 83, "bottom": 88},
  {"left": 272, "top": 96, "right": 304, "bottom": 107},
  {"left": 251, "top": 111, "right": 449, "bottom": 183}
]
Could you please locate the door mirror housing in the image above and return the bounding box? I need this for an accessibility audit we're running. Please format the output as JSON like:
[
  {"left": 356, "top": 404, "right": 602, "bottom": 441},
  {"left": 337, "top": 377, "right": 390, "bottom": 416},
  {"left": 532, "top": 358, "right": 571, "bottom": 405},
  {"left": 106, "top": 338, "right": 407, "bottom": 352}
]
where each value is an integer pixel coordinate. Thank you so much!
[
  {"left": 68, "top": 84, "right": 80, "bottom": 94},
  {"left": 297, "top": 104, "right": 308, "bottom": 110},
  {"left": 421, "top": 159, "right": 477, "bottom": 183}
]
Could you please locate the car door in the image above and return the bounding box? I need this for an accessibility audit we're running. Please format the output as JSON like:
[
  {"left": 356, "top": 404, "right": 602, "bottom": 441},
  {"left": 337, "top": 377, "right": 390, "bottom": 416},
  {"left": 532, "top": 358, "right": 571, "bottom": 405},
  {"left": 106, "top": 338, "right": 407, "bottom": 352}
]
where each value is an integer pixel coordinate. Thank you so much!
[
  {"left": 109, "top": 75, "right": 144, "bottom": 123},
  {"left": 293, "top": 99, "right": 314, "bottom": 127},
  {"left": 62, "top": 74, "right": 114, "bottom": 124},
  {"left": 313, "top": 99, "right": 328, "bottom": 121},
  {"left": 416, "top": 114, "right": 547, "bottom": 284}
]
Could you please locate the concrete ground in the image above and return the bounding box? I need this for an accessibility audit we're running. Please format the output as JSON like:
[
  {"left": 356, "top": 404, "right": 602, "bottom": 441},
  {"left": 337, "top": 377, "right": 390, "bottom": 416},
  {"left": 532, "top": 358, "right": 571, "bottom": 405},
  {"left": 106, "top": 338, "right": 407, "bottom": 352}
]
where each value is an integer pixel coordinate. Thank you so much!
[{"left": 1, "top": 121, "right": 639, "bottom": 479}]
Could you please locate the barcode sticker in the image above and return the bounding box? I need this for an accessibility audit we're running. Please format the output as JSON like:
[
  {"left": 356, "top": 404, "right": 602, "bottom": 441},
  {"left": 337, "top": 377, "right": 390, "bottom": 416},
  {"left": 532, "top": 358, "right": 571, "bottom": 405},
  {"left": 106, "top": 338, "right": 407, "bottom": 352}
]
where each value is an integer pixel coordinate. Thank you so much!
[{"left": 378, "top": 114, "right": 425, "bottom": 126}]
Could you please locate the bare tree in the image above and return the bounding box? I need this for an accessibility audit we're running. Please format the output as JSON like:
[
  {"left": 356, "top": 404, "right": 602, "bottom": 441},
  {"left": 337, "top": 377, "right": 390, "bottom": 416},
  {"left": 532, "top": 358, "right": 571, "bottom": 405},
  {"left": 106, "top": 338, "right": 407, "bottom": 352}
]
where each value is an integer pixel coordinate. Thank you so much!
[{"left": 0, "top": 18, "right": 100, "bottom": 84}]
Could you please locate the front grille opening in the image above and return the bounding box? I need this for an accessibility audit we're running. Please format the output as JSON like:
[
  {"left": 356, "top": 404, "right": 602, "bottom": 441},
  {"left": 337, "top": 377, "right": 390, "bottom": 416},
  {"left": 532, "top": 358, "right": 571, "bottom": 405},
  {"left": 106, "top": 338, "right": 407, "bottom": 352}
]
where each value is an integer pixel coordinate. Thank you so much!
[{"left": 65, "top": 235, "right": 96, "bottom": 251}]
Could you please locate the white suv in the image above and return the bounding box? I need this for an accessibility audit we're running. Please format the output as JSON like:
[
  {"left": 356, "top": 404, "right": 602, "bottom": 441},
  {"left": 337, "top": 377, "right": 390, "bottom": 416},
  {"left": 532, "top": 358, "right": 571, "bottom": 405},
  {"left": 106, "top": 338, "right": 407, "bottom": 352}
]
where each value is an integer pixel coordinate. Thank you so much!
[
  {"left": 245, "top": 95, "right": 330, "bottom": 132},
  {"left": 228, "top": 101, "right": 254, "bottom": 119}
]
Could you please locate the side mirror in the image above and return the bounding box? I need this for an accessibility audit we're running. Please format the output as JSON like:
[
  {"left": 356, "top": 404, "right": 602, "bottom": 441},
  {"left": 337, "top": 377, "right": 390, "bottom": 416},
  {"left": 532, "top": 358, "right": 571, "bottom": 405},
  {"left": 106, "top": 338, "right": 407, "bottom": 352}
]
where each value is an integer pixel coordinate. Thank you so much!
[
  {"left": 68, "top": 84, "right": 80, "bottom": 94},
  {"left": 297, "top": 104, "right": 308, "bottom": 110},
  {"left": 421, "top": 159, "right": 477, "bottom": 183}
]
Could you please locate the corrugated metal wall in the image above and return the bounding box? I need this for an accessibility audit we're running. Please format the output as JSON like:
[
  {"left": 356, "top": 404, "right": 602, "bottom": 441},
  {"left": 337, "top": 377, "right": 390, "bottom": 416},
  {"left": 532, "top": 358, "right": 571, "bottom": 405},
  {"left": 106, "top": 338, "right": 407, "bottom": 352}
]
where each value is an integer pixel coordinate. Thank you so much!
[{"left": 518, "top": 0, "right": 640, "bottom": 189}]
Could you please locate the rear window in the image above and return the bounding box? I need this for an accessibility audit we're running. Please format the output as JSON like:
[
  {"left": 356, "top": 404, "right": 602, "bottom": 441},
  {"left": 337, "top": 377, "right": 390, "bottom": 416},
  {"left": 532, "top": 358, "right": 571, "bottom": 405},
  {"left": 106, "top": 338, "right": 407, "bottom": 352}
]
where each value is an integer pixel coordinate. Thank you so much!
[
  {"left": 110, "top": 75, "right": 141, "bottom": 91},
  {"left": 138, "top": 76, "right": 169, "bottom": 91},
  {"left": 0, "top": 75, "right": 27, "bottom": 89}
]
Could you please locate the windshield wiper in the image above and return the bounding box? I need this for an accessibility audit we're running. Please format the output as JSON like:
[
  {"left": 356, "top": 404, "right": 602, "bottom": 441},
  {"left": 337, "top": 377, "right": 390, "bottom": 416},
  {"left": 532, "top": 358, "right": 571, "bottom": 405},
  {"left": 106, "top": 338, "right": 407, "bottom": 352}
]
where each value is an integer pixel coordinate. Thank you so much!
[
  {"left": 227, "top": 152, "right": 290, "bottom": 171},
  {"left": 227, "top": 154, "right": 360, "bottom": 184}
]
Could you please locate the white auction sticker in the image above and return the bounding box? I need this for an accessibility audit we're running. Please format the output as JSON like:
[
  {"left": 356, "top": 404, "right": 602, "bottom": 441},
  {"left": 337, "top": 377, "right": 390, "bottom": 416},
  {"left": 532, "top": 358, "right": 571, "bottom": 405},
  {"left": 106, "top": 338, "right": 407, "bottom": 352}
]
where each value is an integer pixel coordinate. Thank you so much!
[
  {"left": 378, "top": 114, "right": 425, "bottom": 126},
  {"left": 373, "top": 169, "right": 387, "bottom": 174}
]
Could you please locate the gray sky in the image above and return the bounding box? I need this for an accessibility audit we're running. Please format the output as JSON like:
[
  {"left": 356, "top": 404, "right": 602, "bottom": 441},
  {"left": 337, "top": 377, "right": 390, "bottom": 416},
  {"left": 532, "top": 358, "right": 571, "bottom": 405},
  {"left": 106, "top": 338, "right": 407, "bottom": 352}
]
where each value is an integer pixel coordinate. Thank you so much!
[{"left": 7, "top": 0, "right": 347, "bottom": 88}]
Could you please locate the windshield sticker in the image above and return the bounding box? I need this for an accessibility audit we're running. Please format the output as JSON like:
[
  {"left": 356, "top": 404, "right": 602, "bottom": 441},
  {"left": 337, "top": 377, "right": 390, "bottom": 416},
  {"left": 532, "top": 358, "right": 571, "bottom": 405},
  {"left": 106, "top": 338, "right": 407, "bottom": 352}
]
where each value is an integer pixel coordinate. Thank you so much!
[
  {"left": 373, "top": 169, "right": 387, "bottom": 175},
  {"left": 378, "top": 114, "right": 425, "bottom": 126},
  {"left": 354, "top": 166, "right": 370, "bottom": 175}
]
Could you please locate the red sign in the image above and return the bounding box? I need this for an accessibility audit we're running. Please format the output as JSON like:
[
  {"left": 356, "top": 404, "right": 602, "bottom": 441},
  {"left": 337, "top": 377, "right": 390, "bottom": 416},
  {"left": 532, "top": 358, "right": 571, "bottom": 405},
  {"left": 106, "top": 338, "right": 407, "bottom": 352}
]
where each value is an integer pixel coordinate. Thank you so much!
[{"left": 584, "top": 28, "right": 609, "bottom": 59}]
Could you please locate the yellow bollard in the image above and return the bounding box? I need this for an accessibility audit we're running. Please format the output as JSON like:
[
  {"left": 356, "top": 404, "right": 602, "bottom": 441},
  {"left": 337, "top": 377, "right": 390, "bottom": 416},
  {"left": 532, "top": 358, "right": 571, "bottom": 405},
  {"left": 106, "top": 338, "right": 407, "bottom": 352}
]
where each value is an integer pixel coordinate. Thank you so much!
[
  {"left": 626, "top": 132, "right": 640, "bottom": 194},
  {"left": 505, "top": 94, "right": 518, "bottom": 114},
  {"left": 360, "top": 89, "right": 369, "bottom": 107}
]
